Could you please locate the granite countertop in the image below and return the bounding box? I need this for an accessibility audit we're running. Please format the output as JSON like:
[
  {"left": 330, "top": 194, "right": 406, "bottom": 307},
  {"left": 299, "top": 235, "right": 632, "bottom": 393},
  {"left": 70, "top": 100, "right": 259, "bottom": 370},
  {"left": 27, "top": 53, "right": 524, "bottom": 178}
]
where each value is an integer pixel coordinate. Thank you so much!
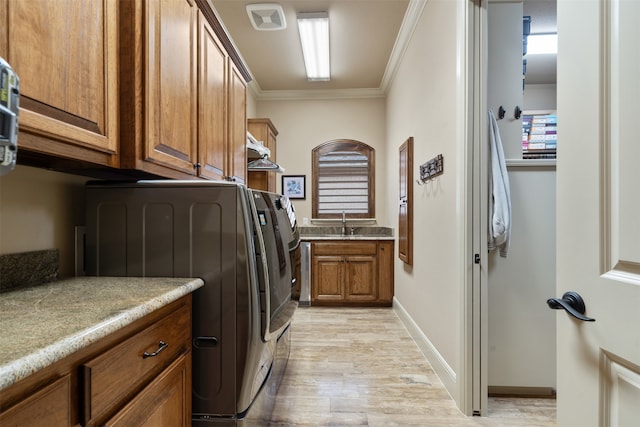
[
  {"left": 301, "top": 235, "right": 395, "bottom": 241},
  {"left": 299, "top": 226, "right": 395, "bottom": 241},
  {"left": 0, "top": 276, "right": 204, "bottom": 391}
]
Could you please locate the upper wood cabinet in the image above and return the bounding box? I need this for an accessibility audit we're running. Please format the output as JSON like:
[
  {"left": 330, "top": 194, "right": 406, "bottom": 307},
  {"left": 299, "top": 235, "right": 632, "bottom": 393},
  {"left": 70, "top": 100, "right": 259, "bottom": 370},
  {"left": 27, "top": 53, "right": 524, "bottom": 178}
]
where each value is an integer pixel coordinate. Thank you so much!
[
  {"left": 198, "top": 14, "right": 227, "bottom": 181},
  {"left": 1, "top": 0, "right": 248, "bottom": 179},
  {"left": 119, "top": 0, "right": 246, "bottom": 181},
  {"left": 227, "top": 62, "right": 247, "bottom": 184},
  {"left": 197, "top": 11, "right": 247, "bottom": 184},
  {"left": 143, "top": 0, "right": 198, "bottom": 176},
  {"left": 398, "top": 137, "right": 413, "bottom": 265},
  {"left": 0, "top": 0, "right": 119, "bottom": 166},
  {"left": 247, "top": 118, "right": 278, "bottom": 191}
]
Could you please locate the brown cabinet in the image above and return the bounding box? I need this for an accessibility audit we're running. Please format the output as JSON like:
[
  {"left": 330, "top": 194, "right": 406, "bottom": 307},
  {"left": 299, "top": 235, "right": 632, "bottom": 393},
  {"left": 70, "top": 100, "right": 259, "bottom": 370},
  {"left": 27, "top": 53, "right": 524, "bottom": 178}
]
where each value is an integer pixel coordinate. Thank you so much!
[
  {"left": 0, "top": 296, "right": 193, "bottom": 427},
  {"left": 1, "top": 0, "right": 247, "bottom": 180},
  {"left": 0, "top": 0, "right": 248, "bottom": 180},
  {"left": 82, "top": 301, "right": 191, "bottom": 425},
  {"left": 104, "top": 354, "right": 190, "bottom": 427},
  {"left": 247, "top": 118, "right": 278, "bottom": 191},
  {"left": 399, "top": 137, "right": 414, "bottom": 265},
  {"left": 0, "top": 375, "right": 71, "bottom": 427},
  {"left": 0, "top": 0, "right": 119, "bottom": 166},
  {"left": 227, "top": 62, "right": 247, "bottom": 184},
  {"left": 197, "top": 13, "right": 246, "bottom": 183},
  {"left": 311, "top": 241, "right": 394, "bottom": 306},
  {"left": 119, "top": 0, "right": 246, "bottom": 182}
]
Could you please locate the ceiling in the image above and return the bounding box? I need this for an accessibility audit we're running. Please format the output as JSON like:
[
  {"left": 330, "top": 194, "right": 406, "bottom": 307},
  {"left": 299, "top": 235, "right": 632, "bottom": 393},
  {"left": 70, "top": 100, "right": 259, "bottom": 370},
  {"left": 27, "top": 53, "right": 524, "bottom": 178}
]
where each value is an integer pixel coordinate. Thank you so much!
[{"left": 209, "top": 0, "right": 557, "bottom": 98}]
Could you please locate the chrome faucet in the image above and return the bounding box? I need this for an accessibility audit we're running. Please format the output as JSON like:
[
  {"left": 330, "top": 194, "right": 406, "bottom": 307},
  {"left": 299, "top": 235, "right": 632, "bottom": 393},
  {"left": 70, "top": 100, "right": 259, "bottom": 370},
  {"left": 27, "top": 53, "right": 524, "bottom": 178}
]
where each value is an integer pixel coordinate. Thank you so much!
[{"left": 341, "top": 211, "right": 347, "bottom": 236}]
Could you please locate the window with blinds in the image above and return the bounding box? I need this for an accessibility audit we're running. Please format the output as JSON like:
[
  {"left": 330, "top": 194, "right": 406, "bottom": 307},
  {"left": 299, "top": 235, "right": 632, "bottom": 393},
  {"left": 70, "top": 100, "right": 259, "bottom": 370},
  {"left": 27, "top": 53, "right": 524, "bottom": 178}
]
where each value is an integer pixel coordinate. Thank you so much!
[{"left": 312, "top": 140, "right": 375, "bottom": 219}]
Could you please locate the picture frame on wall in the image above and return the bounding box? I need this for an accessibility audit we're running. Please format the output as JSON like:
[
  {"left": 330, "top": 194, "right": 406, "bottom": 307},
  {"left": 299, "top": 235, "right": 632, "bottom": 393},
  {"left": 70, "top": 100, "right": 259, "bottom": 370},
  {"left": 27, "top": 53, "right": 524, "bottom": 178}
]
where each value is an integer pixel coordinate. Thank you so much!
[{"left": 282, "top": 175, "right": 306, "bottom": 199}]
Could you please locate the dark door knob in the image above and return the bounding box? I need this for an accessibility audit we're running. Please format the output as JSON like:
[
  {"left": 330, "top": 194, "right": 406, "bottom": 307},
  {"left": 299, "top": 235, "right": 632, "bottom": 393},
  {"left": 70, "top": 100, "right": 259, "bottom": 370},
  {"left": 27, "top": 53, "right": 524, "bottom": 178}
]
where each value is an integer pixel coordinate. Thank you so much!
[{"left": 547, "top": 291, "right": 596, "bottom": 322}]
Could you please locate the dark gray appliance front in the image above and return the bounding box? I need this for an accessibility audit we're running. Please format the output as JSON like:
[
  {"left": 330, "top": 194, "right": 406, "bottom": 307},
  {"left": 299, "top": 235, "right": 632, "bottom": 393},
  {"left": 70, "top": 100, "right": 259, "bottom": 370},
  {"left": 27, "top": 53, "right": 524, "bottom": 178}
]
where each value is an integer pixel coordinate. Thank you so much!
[{"left": 85, "top": 181, "right": 292, "bottom": 424}]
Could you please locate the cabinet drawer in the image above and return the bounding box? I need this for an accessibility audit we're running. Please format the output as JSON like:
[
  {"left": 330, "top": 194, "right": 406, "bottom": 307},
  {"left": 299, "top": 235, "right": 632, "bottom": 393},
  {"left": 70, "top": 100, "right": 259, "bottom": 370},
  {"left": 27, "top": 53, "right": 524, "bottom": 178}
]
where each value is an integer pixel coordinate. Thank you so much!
[
  {"left": 313, "top": 242, "right": 377, "bottom": 256},
  {"left": 82, "top": 303, "right": 190, "bottom": 424}
]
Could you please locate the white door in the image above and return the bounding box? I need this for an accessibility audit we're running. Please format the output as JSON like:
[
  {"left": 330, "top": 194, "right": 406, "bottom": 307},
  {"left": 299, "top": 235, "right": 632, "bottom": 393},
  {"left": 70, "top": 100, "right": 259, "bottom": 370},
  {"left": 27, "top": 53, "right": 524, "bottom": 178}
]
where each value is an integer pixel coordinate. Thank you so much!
[{"left": 556, "top": 0, "right": 640, "bottom": 425}]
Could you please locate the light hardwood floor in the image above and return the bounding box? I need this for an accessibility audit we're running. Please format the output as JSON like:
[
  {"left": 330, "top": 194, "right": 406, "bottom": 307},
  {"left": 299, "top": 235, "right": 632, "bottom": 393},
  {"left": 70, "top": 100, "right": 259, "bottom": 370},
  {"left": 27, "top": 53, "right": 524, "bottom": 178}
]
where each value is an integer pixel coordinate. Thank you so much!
[{"left": 270, "top": 307, "right": 556, "bottom": 426}]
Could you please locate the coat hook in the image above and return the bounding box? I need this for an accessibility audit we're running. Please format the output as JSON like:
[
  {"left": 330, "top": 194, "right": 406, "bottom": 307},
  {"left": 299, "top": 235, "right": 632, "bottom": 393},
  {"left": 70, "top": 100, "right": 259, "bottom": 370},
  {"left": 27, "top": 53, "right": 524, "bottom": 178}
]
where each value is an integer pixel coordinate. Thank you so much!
[
  {"left": 498, "top": 106, "right": 506, "bottom": 120},
  {"left": 514, "top": 105, "right": 522, "bottom": 119}
]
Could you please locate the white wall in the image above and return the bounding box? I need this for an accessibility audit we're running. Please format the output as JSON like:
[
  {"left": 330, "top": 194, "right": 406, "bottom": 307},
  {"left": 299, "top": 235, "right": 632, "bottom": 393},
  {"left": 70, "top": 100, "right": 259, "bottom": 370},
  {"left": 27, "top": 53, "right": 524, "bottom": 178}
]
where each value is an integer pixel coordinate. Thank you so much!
[
  {"left": 247, "top": 85, "right": 257, "bottom": 118},
  {"left": 385, "top": 0, "right": 464, "bottom": 399},
  {"left": 0, "top": 165, "right": 88, "bottom": 278},
  {"left": 254, "top": 98, "right": 387, "bottom": 225},
  {"left": 487, "top": 167, "right": 556, "bottom": 389},
  {"left": 524, "top": 83, "right": 557, "bottom": 110}
]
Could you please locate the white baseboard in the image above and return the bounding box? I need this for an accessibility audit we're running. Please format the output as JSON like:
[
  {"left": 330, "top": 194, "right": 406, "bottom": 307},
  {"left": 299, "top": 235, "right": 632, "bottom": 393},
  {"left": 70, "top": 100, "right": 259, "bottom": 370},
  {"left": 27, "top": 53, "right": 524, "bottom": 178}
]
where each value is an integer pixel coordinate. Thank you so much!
[{"left": 393, "top": 297, "right": 458, "bottom": 400}]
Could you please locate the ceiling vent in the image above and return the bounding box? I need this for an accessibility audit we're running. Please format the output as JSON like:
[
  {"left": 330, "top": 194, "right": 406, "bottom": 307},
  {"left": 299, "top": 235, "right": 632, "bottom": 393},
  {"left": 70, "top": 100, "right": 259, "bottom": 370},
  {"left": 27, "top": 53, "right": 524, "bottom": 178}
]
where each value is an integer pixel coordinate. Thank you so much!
[{"left": 246, "top": 3, "right": 286, "bottom": 31}]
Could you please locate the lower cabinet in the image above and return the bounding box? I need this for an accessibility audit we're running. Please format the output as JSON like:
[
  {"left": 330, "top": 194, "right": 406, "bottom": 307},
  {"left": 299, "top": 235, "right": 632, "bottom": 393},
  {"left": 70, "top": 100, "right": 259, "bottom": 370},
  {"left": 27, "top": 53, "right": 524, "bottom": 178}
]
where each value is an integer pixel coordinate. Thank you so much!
[
  {"left": 104, "top": 353, "right": 190, "bottom": 427},
  {"left": 0, "top": 375, "right": 71, "bottom": 427},
  {"left": 311, "top": 241, "right": 394, "bottom": 306},
  {"left": 0, "top": 296, "right": 192, "bottom": 427}
]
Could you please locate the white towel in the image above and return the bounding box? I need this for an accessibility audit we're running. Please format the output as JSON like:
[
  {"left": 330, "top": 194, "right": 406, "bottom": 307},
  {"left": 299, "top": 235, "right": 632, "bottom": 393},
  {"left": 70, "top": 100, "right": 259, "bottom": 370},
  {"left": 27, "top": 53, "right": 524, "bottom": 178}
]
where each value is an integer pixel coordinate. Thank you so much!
[{"left": 488, "top": 109, "right": 512, "bottom": 257}]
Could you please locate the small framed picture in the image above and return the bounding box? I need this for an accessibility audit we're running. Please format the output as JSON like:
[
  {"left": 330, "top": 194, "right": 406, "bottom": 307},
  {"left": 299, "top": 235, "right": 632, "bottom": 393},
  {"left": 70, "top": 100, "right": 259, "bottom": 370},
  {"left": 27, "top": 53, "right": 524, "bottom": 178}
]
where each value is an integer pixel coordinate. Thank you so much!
[{"left": 282, "top": 175, "right": 306, "bottom": 199}]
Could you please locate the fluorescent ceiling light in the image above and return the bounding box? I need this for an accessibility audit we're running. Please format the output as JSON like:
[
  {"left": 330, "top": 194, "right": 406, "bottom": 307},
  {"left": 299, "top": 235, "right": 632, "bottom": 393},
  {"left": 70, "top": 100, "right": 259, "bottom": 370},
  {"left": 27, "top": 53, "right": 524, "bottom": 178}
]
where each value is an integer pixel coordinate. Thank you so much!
[
  {"left": 527, "top": 33, "right": 557, "bottom": 55},
  {"left": 297, "top": 12, "right": 330, "bottom": 81}
]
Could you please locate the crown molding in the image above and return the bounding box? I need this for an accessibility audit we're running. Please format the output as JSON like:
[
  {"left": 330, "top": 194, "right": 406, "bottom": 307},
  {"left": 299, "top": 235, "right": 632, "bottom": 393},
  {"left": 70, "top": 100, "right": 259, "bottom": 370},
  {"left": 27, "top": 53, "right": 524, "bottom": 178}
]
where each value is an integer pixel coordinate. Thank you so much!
[
  {"left": 249, "top": 0, "right": 427, "bottom": 101},
  {"left": 249, "top": 81, "right": 386, "bottom": 101},
  {"left": 380, "top": 0, "right": 428, "bottom": 93}
]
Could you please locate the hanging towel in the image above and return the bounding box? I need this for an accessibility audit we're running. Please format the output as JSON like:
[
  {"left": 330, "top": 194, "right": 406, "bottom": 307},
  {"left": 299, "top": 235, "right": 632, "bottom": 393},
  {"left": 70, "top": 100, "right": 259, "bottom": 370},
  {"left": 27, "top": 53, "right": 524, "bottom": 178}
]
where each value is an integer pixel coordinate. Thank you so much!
[{"left": 488, "top": 109, "right": 512, "bottom": 257}]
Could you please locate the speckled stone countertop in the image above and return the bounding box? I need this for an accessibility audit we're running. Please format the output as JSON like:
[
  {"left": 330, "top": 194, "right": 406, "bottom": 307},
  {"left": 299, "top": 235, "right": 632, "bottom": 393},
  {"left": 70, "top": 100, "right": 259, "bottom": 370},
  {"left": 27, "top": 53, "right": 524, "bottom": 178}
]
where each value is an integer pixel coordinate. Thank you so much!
[
  {"left": 0, "top": 276, "right": 204, "bottom": 391},
  {"left": 299, "top": 226, "right": 395, "bottom": 241}
]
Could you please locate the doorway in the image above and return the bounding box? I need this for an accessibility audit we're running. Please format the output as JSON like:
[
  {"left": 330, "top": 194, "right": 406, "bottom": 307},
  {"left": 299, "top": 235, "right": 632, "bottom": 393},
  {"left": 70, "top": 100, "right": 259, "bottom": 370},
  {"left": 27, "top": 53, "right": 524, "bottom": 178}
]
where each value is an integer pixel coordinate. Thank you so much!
[{"left": 471, "top": 0, "right": 558, "bottom": 415}]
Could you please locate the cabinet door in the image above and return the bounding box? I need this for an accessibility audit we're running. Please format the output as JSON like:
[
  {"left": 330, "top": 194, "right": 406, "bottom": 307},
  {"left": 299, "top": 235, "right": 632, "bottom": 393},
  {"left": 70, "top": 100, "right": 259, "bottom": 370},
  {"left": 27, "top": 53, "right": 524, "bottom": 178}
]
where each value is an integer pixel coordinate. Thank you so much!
[
  {"left": 1, "top": 0, "right": 118, "bottom": 165},
  {"left": 0, "top": 375, "right": 71, "bottom": 427},
  {"left": 377, "top": 241, "right": 394, "bottom": 303},
  {"left": 105, "top": 353, "right": 191, "bottom": 427},
  {"left": 247, "top": 119, "right": 279, "bottom": 191},
  {"left": 344, "top": 255, "right": 377, "bottom": 302},
  {"left": 263, "top": 126, "right": 278, "bottom": 191},
  {"left": 144, "top": 0, "right": 198, "bottom": 175},
  {"left": 197, "top": 13, "right": 227, "bottom": 180},
  {"left": 312, "top": 255, "right": 345, "bottom": 302},
  {"left": 227, "top": 62, "right": 247, "bottom": 184}
]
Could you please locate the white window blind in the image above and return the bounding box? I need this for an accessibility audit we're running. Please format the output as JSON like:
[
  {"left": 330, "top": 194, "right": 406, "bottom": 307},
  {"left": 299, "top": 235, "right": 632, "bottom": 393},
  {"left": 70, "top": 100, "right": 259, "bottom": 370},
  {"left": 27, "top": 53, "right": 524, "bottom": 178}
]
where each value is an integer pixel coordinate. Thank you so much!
[{"left": 317, "top": 151, "right": 369, "bottom": 215}]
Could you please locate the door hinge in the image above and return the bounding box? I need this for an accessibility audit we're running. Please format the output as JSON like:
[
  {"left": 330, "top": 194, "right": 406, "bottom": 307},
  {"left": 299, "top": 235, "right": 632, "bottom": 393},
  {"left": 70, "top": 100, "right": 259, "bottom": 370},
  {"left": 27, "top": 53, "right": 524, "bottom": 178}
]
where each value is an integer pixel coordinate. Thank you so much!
[{"left": 474, "top": 253, "right": 480, "bottom": 264}]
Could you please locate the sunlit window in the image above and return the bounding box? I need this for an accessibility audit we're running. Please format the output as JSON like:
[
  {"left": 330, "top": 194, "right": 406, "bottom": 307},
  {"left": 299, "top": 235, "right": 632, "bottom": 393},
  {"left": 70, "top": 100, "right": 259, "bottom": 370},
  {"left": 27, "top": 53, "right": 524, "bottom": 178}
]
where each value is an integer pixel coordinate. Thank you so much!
[
  {"left": 312, "top": 140, "right": 375, "bottom": 219},
  {"left": 527, "top": 33, "right": 557, "bottom": 55}
]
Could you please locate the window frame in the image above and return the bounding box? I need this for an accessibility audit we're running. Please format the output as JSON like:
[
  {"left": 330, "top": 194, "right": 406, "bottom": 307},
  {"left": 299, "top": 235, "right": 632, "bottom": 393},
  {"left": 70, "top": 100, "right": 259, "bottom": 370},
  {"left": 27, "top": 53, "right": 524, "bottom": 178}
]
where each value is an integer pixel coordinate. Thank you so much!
[{"left": 312, "top": 139, "right": 375, "bottom": 219}]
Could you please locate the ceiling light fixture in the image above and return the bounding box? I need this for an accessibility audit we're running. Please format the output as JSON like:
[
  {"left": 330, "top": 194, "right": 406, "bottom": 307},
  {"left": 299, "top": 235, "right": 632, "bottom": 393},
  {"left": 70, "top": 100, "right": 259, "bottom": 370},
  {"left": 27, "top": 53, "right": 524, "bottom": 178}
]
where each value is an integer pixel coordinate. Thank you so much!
[
  {"left": 526, "top": 33, "right": 558, "bottom": 55},
  {"left": 297, "top": 12, "right": 330, "bottom": 81}
]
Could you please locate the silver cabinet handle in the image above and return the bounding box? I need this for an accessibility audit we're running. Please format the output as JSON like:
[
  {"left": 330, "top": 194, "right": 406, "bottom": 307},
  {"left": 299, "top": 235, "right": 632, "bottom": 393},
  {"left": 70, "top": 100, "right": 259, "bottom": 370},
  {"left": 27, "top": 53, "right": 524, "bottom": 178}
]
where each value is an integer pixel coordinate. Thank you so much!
[{"left": 142, "top": 341, "right": 168, "bottom": 359}]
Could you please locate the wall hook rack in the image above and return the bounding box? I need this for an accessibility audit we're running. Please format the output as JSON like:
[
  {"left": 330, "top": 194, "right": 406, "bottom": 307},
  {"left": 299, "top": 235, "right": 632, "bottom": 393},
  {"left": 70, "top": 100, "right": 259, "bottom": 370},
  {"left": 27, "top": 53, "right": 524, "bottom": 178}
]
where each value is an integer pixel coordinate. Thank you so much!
[
  {"left": 514, "top": 105, "right": 522, "bottom": 119},
  {"left": 417, "top": 154, "right": 444, "bottom": 185},
  {"left": 498, "top": 105, "right": 506, "bottom": 120}
]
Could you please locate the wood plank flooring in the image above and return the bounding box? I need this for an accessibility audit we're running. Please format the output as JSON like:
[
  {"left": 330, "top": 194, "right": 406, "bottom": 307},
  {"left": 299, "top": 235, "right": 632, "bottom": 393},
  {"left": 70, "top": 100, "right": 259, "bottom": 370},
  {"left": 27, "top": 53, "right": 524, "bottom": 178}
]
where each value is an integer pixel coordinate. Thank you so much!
[{"left": 270, "top": 307, "right": 556, "bottom": 426}]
